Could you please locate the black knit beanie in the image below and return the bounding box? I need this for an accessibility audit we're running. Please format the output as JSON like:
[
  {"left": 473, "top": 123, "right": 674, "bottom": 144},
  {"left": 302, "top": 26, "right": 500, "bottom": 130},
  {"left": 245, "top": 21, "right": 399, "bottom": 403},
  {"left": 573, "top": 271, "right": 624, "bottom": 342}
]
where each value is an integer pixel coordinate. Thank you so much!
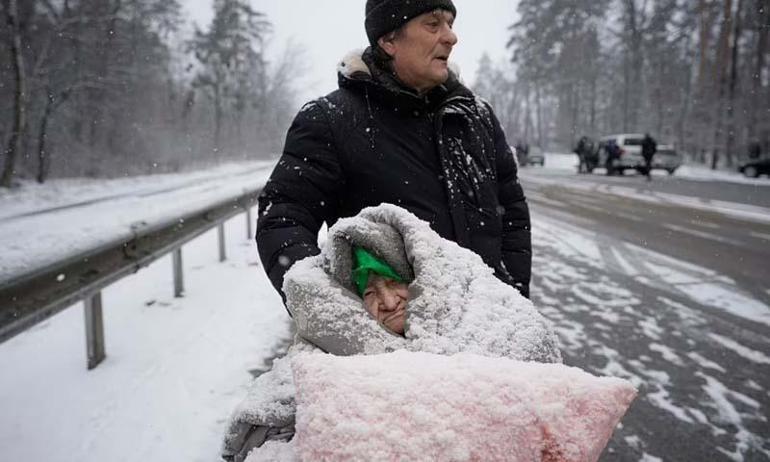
[{"left": 365, "top": 0, "right": 457, "bottom": 46}]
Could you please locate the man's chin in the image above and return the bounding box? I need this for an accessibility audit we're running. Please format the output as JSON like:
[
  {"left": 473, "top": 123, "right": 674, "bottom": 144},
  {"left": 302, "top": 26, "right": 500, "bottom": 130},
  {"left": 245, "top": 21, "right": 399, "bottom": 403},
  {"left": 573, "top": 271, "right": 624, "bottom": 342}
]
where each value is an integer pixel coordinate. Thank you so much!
[{"left": 434, "top": 68, "right": 450, "bottom": 83}]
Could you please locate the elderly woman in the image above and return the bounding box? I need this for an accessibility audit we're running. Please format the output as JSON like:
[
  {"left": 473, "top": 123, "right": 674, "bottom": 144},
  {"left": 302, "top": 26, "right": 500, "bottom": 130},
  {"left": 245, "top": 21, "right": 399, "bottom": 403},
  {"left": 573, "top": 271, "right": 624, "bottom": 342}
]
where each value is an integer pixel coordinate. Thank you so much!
[
  {"left": 222, "top": 204, "right": 561, "bottom": 461},
  {"left": 354, "top": 247, "right": 410, "bottom": 335}
]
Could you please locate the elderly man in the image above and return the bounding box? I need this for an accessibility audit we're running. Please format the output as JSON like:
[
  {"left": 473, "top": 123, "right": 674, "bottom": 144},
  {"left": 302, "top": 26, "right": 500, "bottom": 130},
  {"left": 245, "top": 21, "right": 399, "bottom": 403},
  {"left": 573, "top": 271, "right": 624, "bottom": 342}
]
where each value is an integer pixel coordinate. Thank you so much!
[{"left": 257, "top": 0, "right": 532, "bottom": 305}]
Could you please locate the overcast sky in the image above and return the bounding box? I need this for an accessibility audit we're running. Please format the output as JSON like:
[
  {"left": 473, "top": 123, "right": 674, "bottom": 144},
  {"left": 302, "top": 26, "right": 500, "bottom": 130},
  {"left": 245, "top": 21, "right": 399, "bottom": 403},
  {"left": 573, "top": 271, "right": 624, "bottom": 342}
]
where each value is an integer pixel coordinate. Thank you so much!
[{"left": 181, "top": 1, "right": 520, "bottom": 103}]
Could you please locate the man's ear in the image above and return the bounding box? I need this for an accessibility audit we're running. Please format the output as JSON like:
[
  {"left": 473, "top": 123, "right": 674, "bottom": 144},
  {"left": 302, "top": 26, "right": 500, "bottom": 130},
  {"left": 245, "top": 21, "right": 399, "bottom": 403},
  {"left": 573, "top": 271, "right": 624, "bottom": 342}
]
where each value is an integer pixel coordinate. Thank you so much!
[{"left": 378, "top": 33, "right": 397, "bottom": 57}]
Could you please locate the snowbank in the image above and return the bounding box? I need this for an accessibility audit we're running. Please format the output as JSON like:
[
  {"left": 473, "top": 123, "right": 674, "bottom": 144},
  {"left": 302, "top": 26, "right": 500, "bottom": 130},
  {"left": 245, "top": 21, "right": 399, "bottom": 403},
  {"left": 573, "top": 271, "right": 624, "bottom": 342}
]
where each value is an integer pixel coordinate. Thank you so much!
[{"left": 0, "top": 161, "right": 275, "bottom": 284}]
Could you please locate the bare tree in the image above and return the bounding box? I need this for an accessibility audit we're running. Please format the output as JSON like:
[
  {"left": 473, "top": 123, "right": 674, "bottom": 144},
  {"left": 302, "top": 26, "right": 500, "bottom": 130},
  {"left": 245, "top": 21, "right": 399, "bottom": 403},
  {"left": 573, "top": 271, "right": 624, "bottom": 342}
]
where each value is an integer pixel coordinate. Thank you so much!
[
  {"left": 1, "top": 0, "right": 28, "bottom": 187},
  {"left": 188, "top": 0, "right": 271, "bottom": 154},
  {"left": 724, "top": 0, "right": 745, "bottom": 168},
  {"left": 710, "top": 0, "right": 735, "bottom": 169},
  {"left": 747, "top": 0, "right": 770, "bottom": 142},
  {"left": 502, "top": 0, "right": 768, "bottom": 161}
]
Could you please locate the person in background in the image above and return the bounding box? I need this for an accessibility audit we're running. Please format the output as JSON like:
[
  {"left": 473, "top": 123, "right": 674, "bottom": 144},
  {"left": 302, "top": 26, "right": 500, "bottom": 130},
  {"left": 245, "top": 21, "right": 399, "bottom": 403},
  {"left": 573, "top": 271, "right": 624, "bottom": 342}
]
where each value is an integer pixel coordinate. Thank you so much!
[
  {"left": 256, "top": 0, "right": 533, "bottom": 308},
  {"left": 574, "top": 136, "right": 589, "bottom": 173},
  {"left": 605, "top": 139, "right": 620, "bottom": 175},
  {"left": 641, "top": 133, "right": 657, "bottom": 181}
]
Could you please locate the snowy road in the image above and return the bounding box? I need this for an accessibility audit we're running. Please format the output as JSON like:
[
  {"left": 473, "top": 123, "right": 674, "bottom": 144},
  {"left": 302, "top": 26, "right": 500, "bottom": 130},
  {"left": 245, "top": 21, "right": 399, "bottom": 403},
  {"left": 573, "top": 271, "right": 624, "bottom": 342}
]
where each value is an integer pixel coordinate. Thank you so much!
[
  {"left": 521, "top": 162, "right": 770, "bottom": 461},
  {"left": 1, "top": 159, "right": 769, "bottom": 461}
]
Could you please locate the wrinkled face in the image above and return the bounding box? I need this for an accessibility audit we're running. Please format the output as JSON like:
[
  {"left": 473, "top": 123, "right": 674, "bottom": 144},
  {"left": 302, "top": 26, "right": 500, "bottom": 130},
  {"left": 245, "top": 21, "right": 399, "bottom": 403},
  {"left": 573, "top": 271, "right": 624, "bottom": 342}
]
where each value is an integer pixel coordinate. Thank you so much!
[
  {"left": 363, "top": 274, "right": 409, "bottom": 335},
  {"left": 379, "top": 9, "right": 458, "bottom": 94}
]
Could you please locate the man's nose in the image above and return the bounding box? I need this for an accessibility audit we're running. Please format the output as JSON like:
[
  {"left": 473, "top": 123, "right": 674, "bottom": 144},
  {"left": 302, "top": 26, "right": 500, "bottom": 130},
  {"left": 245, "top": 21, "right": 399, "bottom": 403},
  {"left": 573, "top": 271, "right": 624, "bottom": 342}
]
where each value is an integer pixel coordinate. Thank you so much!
[{"left": 441, "top": 25, "right": 458, "bottom": 47}]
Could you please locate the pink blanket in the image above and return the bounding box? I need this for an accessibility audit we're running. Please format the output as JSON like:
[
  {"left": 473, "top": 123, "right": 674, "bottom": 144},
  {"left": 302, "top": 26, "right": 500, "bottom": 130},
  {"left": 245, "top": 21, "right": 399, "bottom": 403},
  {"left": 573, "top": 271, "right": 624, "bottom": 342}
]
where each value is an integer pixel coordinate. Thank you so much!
[{"left": 292, "top": 351, "right": 636, "bottom": 461}]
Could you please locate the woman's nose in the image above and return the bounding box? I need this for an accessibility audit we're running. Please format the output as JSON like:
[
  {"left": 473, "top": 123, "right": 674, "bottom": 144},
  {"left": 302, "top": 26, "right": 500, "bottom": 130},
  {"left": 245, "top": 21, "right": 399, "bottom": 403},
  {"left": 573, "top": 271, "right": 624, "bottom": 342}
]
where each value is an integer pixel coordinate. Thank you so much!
[{"left": 380, "top": 291, "right": 401, "bottom": 311}]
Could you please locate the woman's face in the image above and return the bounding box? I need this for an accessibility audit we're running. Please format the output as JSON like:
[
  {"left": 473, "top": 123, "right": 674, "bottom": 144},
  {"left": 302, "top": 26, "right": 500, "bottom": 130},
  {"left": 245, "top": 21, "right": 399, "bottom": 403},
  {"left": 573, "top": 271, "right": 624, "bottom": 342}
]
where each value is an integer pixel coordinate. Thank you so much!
[{"left": 363, "top": 274, "right": 409, "bottom": 335}]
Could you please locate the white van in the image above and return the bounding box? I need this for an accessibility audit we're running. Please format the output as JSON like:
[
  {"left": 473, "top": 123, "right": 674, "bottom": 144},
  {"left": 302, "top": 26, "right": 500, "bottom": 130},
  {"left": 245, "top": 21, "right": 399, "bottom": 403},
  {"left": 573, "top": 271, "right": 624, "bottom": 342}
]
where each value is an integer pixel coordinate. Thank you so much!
[{"left": 596, "top": 133, "right": 646, "bottom": 175}]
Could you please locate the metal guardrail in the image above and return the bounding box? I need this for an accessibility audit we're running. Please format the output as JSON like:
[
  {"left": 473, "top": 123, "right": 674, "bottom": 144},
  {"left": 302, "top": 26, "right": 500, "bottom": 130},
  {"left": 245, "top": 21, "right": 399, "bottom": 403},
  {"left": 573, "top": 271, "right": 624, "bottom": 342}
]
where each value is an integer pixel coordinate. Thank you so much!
[{"left": 0, "top": 187, "right": 262, "bottom": 369}]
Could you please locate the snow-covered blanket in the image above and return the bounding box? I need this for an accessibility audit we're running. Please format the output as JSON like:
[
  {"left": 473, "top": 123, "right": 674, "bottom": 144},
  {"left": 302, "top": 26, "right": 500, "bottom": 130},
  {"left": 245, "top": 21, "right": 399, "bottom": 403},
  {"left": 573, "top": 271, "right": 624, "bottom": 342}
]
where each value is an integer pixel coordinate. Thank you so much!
[
  {"left": 224, "top": 204, "right": 563, "bottom": 460},
  {"left": 292, "top": 351, "right": 637, "bottom": 462},
  {"left": 285, "top": 203, "right": 562, "bottom": 361}
]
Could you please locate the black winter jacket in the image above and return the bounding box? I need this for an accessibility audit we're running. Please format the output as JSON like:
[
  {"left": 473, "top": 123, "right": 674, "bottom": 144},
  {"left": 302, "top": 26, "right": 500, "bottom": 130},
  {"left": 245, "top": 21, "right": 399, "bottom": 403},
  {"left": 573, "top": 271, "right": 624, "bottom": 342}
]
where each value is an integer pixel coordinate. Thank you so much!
[{"left": 257, "top": 49, "right": 532, "bottom": 303}]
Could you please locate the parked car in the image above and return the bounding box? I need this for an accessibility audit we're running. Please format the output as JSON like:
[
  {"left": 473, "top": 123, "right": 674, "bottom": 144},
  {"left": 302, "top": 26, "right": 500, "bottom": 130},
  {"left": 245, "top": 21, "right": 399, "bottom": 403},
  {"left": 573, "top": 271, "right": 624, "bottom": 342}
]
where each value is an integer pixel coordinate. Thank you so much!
[
  {"left": 595, "top": 134, "right": 678, "bottom": 175},
  {"left": 511, "top": 144, "right": 545, "bottom": 167},
  {"left": 738, "top": 158, "right": 770, "bottom": 178},
  {"left": 652, "top": 144, "right": 683, "bottom": 175},
  {"left": 596, "top": 134, "right": 646, "bottom": 175},
  {"left": 524, "top": 146, "right": 545, "bottom": 167}
]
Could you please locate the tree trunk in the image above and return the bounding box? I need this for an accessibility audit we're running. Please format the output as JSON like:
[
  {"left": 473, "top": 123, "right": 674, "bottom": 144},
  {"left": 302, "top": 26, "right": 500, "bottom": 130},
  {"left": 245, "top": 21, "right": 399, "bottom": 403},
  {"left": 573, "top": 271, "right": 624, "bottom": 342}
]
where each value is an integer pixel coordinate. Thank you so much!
[
  {"left": 622, "top": 52, "right": 630, "bottom": 132},
  {"left": 37, "top": 92, "right": 55, "bottom": 183},
  {"left": 724, "top": 0, "right": 744, "bottom": 167},
  {"left": 747, "top": 0, "right": 769, "bottom": 140},
  {"left": 36, "top": 88, "right": 70, "bottom": 183},
  {"left": 655, "top": 59, "right": 665, "bottom": 136},
  {"left": 214, "top": 84, "right": 222, "bottom": 159},
  {"left": 589, "top": 73, "right": 597, "bottom": 135},
  {"left": 624, "top": 0, "right": 644, "bottom": 131},
  {"left": 710, "top": 0, "right": 734, "bottom": 170},
  {"left": 695, "top": 0, "right": 718, "bottom": 164},
  {"left": 522, "top": 84, "right": 531, "bottom": 143},
  {"left": 677, "top": 34, "right": 696, "bottom": 156},
  {"left": 535, "top": 81, "right": 545, "bottom": 149},
  {"left": 1, "top": 0, "right": 28, "bottom": 188}
]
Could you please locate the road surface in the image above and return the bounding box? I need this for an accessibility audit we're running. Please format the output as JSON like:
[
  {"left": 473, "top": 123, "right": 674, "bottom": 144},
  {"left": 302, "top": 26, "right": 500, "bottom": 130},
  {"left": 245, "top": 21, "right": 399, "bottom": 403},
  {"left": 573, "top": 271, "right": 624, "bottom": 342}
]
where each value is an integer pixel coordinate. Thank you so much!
[{"left": 520, "top": 165, "right": 770, "bottom": 461}]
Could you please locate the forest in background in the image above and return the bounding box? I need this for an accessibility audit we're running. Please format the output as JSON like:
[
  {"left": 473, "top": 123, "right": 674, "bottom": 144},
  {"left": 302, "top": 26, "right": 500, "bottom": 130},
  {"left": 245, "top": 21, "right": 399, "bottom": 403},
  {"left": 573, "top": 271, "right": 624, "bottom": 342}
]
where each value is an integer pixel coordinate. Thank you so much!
[
  {"left": 3, "top": 1, "right": 770, "bottom": 187},
  {"left": 474, "top": 0, "right": 770, "bottom": 168},
  {"left": 0, "top": 0, "right": 302, "bottom": 187}
]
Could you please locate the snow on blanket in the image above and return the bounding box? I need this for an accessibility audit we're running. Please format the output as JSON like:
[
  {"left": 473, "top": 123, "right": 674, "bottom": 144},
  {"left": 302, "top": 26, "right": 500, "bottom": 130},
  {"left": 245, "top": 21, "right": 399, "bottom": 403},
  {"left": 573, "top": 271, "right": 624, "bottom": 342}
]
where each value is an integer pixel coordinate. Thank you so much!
[
  {"left": 285, "top": 203, "right": 561, "bottom": 362},
  {"left": 291, "top": 351, "right": 637, "bottom": 462}
]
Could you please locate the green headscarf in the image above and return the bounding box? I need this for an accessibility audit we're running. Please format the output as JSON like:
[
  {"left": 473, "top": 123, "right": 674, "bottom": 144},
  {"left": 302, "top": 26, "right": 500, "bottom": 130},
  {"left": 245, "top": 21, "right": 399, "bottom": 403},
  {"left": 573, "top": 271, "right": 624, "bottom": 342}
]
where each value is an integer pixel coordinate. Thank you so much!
[{"left": 351, "top": 246, "right": 405, "bottom": 297}]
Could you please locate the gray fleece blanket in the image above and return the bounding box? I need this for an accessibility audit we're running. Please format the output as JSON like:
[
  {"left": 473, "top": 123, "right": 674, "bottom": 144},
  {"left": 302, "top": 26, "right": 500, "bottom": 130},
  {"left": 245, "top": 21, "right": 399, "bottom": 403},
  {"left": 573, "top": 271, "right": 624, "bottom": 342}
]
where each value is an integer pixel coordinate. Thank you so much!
[{"left": 222, "top": 204, "right": 561, "bottom": 458}]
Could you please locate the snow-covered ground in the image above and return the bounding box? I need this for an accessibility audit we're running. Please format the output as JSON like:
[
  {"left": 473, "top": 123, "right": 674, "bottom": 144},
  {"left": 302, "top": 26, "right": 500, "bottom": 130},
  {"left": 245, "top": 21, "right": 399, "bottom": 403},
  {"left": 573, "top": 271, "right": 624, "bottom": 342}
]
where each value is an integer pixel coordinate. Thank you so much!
[
  {"left": 0, "top": 161, "right": 275, "bottom": 285},
  {"left": 1, "top": 161, "right": 768, "bottom": 461},
  {"left": 0, "top": 217, "right": 291, "bottom": 462},
  {"left": 1, "top": 210, "right": 766, "bottom": 461}
]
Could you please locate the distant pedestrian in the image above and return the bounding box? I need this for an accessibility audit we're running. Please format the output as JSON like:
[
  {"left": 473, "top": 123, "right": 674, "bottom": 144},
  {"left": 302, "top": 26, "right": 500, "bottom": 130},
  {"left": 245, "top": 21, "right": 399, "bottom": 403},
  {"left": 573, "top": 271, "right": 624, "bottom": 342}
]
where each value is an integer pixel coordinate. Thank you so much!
[
  {"left": 605, "top": 140, "right": 620, "bottom": 175},
  {"left": 642, "top": 133, "right": 658, "bottom": 181},
  {"left": 641, "top": 133, "right": 657, "bottom": 181},
  {"left": 574, "top": 136, "right": 589, "bottom": 173}
]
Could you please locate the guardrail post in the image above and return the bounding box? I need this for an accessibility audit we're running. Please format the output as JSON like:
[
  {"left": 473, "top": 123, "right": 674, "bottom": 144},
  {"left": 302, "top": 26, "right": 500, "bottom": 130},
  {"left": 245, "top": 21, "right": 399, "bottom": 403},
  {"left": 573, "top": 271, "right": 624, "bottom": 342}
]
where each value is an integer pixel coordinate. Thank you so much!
[
  {"left": 218, "top": 223, "right": 226, "bottom": 262},
  {"left": 84, "top": 292, "right": 106, "bottom": 370},
  {"left": 173, "top": 248, "right": 184, "bottom": 297},
  {"left": 246, "top": 207, "right": 253, "bottom": 240}
]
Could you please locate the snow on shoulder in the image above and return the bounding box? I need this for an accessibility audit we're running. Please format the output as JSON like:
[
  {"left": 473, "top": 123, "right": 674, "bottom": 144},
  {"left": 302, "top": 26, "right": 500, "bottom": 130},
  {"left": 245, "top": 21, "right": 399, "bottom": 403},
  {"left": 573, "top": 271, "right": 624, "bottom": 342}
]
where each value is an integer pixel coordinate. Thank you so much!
[{"left": 292, "top": 351, "right": 637, "bottom": 462}]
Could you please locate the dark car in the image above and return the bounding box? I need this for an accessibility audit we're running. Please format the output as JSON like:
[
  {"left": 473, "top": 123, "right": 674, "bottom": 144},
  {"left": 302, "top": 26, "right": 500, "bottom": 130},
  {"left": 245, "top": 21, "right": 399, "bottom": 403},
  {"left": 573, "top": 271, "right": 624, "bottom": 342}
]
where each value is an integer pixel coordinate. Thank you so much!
[
  {"left": 525, "top": 146, "right": 545, "bottom": 167},
  {"left": 512, "top": 144, "right": 545, "bottom": 167},
  {"left": 738, "top": 158, "right": 770, "bottom": 178}
]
